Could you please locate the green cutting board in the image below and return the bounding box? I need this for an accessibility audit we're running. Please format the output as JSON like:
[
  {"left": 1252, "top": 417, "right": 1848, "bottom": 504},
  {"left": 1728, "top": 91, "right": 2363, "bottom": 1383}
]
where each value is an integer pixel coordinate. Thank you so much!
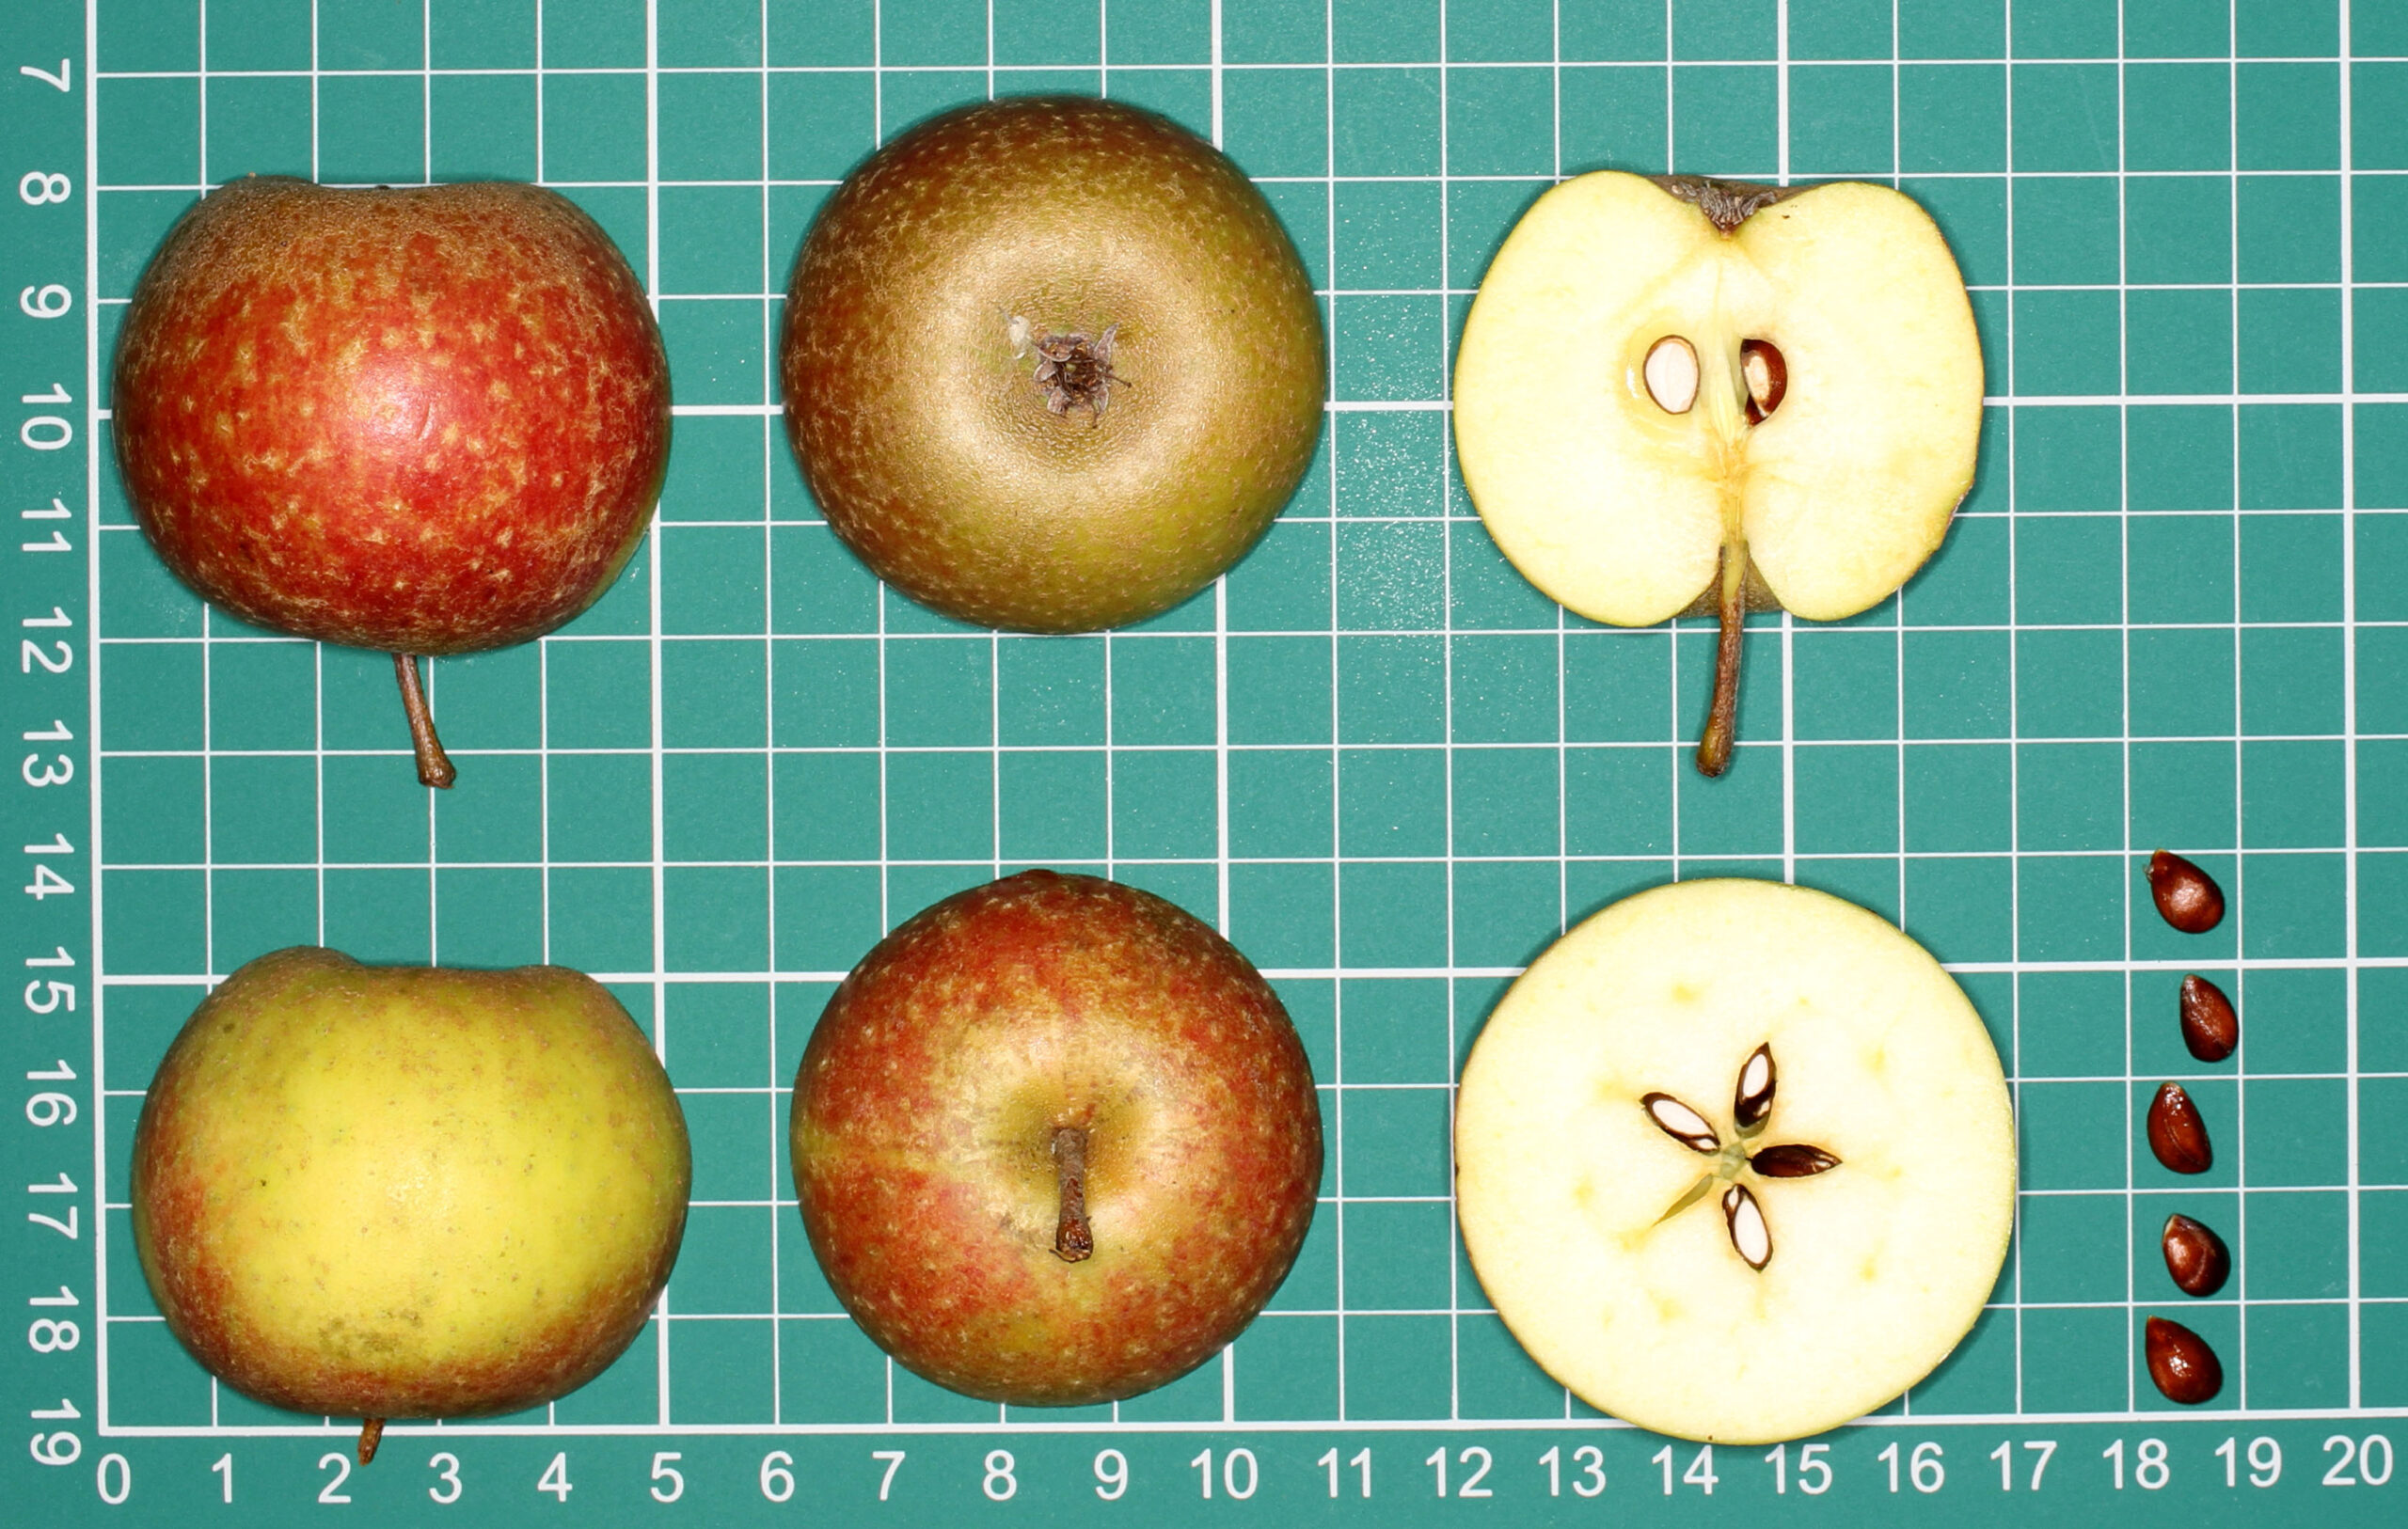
[{"left": 4, "top": 0, "right": 2402, "bottom": 1523}]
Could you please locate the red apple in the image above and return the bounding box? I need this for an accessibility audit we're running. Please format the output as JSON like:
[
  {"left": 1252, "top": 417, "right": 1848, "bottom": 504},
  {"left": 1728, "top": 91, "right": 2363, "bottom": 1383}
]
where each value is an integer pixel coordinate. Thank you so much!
[
  {"left": 791, "top": 870, "right": 1323, "bottom": 1406},
  {"left": 111, "top": 176, "right": 672, "bottom": 786}
]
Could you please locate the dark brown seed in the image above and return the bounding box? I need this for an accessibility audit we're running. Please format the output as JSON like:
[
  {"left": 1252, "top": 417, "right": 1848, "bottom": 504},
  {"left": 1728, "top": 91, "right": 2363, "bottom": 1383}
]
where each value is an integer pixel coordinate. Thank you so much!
[
  {"left": 2148, "top": 849, "right": 2226, "bottom": 934},
  {"left": 1740, "top": 339, "right": 1786, "bottom": 423},
  {"left": 2145, "top": 1316, "right": 2223, "bottom": 1405},
  {"left": 2147, "top": 1081, "right": 2213, "bottom": 1174},
  {"left": 2161, "top": 1214, "right": 2231, "bottom": 1297},
  {"left": 1750, "top": 1143, "right": 1841, "bottom": 1177},
  {"left": 2178, "top": 974, "right": 2240, "bottom": 1063}
]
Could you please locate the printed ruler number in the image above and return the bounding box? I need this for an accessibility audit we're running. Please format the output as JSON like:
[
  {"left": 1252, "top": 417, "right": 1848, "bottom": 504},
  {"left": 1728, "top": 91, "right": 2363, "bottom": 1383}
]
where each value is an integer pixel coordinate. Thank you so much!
[
  {"left": 1764, "top": 1442, "right": 1830, "bottom": 1495},
  {"left": 983, "top": 1449, "right": 1016, "bottom": 1502},
  {"left": 428, "top": 1452, "right": 462, "bottom": 1505},
  {"left": 18, "top": 286, "right": 68, "bottom": 320},
  {"left": 212, "top": 1453, "right": 231, "bottom": 1504},
  {"left": 1878, "top": 1441, "right": 1944, "bottom": 1493},
  {"left": 2217, "top": 1436, "right": 2282, "bottom": 1488},
  {"left": 2324, "top": 1435, "right": 2395, "bottom": 1488},
  {"left": 1990, "top": 1439, "right": 2056, "bottom": 1490},
  {"left": 17, "top": 173, "right": 69, "bottom": 207},
  {"left": 1189, "top": 1447, "right": 1257, "bottom": 1500},
  {"left": 1424, "top": 1446, "right": 1491, "bottom": 1498},
  {"left": 317, "top": 1453, "right": 352, "bottom": 1505},
  {"left": 20, "top": 61, "right": 70, "bottom": 92},
  {"left": 1540, "top": 1443, "right": 1605, "bottom": 1497},
  {"left": 1652, "top": 1443, "right": 1717, "bottom": 1494},
  {"left": 647, "top": 1453, "right": 683, "bottom": 1504},
  {"left": 1092, "top": 1449, "right": 1127, "bottom": 1501},
  {"left": 870, "top": 1449, "right": 903, "bottom": 1502},
  {"left": 760, "top": 1451, "right": 794, "bottom": 1503},
  {"left": 535, "top": 1452, "right": 570, "bottom": 1502},
  {"left": 1319, "top": 1447, "right": 1371, "bottom": 1498}
]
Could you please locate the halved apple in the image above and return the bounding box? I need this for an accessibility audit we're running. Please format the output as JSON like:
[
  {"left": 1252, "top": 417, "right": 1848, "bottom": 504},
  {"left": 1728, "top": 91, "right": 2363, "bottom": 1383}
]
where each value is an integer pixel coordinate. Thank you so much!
[
  {"left": 1454, "top": 878, "right": 2014, "bottom": 1443},
  {"left": 1454, "top": 174, "right": 1983, "bottom": 773}
]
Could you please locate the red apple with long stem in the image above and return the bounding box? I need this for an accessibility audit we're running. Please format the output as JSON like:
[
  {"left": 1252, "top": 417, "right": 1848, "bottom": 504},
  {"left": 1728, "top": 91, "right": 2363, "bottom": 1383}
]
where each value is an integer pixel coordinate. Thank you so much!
[
  {"left": 112, "top": 176, "right": 671, "bottom": 786},
  {"left": 792, "top": 871, "right": 1323, "bottom": 1406}
]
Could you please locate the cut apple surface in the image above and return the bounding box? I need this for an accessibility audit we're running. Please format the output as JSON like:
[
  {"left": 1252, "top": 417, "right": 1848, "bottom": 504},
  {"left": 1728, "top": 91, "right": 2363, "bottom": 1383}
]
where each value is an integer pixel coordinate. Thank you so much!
[
  {"left": 1454, "top": 173, "right": 1983, "bottom": 773},
  {"left": 1454, "top": 878, "right": 2014, "bottom": 1443}
]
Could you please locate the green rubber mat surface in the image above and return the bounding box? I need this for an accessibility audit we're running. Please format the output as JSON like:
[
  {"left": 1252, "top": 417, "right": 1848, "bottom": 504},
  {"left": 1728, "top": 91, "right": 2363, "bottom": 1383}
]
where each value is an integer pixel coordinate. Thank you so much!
[{"left": 4, "top": 0, "right": 2406, "bottom": 1523}]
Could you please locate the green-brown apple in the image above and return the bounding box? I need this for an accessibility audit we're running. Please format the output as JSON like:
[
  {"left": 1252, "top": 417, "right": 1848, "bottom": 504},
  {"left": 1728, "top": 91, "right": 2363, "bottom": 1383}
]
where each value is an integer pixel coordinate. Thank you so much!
[
  {"left": 130, "top": 948, "right": 690, "bottom": 1460},
  {"left": 791, "top": 871, "right": 1323, "bottom": 1405},
  {"left": 781, "top": 95, "right": 1324, "bottom": 633},
  {"left": 112, "top": 177, "right": 672, "bottom": 787}
]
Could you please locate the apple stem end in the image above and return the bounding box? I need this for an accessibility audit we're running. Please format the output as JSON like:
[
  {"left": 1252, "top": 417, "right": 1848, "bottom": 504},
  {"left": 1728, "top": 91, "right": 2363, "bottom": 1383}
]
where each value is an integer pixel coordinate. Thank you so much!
[
  {"left": 391, "top": 654, "right": 459, "bottom": 790},
  {"left": 1052, "top": 1126, "right": 1094, "bottom": 1263},
  {"left": 1694, "top": 543, "right": 1747, "bottom": 778},
  {"left": 357, "top": 1417, "right": 385, "bottom": 1466}
]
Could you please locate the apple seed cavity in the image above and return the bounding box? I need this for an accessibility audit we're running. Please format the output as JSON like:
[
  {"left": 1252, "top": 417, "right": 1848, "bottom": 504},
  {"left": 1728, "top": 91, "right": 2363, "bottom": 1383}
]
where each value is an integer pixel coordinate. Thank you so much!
[
  {"left": 1051, "top": 1125, "right": 1095, "bottom": 1263},
  {"left": 1639, "top": 1044, "right": 1839, "bottom": 1269},
  {"left": 1643, "top": 335, "right": 1700, "bottom": 415}
]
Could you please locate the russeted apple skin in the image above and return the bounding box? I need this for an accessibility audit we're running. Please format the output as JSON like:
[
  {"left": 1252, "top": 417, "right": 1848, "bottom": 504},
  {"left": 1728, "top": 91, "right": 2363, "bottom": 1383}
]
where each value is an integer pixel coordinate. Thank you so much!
[
  {"left": 781, "top": 96, "right": 1324, "bottom": 634},
  {"left": 112, "top": 176, "right": 671, "bottom": 655},
  {"left": 129, "top": 948, "right": 690, "bottom": 1422},
  {"left": 1455, "top": 880, "right": 2015, "bottom": 1444},
  {"left": 792, "top": 871, "right": 1323, "bottom": 1406}
]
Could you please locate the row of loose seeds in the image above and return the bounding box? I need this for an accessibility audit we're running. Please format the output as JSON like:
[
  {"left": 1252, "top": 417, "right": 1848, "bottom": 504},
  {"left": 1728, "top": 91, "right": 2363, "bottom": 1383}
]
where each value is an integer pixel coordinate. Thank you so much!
[{"left": 2141, "top": 850, "right": 2234, "bottom": 1406}]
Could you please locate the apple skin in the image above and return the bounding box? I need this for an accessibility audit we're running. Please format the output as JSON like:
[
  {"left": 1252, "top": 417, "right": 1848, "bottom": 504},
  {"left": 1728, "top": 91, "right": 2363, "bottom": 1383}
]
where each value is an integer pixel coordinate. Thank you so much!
[
  {"left": 130, "top": 947, "right": 690, "bottom": 1423},
  {"left": 781, "top": 96, "right": 1324, "bottom": 633},
  {"left": 792, "top": 871, "right": 1323, "bottom": 1406},
  {"left": 112, "top": 176, "right": 670, "bottom": 655}
]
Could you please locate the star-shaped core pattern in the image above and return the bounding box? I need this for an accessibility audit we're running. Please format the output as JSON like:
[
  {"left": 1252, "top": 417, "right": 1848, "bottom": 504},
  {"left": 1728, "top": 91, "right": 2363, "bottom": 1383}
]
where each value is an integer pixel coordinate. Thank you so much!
[{"left": 1640, "top": 1043, "right": 1840, "bottom": 1270}]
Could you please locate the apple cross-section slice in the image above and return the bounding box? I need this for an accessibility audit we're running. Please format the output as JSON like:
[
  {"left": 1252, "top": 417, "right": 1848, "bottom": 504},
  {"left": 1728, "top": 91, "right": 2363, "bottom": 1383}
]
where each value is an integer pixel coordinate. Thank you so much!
[
  {"left": 1454, "top": 879, "right": 2015, "bottom": 1444},
  {"left": 1453, "top": 173, "right": 1983, "bottom": 774}
]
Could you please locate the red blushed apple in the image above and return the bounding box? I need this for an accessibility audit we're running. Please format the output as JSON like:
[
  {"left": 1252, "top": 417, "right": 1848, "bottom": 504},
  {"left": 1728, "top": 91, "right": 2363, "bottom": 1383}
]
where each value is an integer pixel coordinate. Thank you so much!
[
  {"left": 792, "top": 871, "right": 1323, "bottom": 1407},
  {"left": 111, "top": 176, "right": 672, "bottom": 787}
]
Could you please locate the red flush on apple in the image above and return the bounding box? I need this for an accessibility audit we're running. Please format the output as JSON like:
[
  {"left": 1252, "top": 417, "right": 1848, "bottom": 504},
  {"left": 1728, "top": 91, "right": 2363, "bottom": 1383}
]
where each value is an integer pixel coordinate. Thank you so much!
[
  {"left": 792, "top": 871, "right": 1324, "bottom": 1407},
  {"left": 111, "top": 176, "right": 671, "bottom": 786}
]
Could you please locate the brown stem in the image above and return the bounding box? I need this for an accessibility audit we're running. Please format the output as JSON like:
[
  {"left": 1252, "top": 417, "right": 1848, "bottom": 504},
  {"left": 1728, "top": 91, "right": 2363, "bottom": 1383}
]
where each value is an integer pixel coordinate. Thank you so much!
[
  {"left": 357, "top": 1417, "right": 385, "bottom": 1466},
  {"left": 391, "top": 654, "right": 457, "bottom": 789},
  {"left": 1694, "top": 541, "right": 1747, "bottom": 778},
  {"left": 1051, "top": 1126, "right": 1093, "bottom": 1263}
]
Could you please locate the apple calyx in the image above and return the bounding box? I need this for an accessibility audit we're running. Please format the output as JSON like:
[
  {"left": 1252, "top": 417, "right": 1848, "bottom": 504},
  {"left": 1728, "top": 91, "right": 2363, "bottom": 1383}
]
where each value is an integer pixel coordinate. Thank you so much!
[
  {"left": 1654, "top": 174, "right": 1799, "bottom": 234},
  {"left": 1640, "top": 1043, "right": 1839, "bottom": 1270},
  {"left": 1051, "top": 1125, "right": 1095, "bottom": 1262},
  {"left": 1008, "top": 315, "right": 1126, "bottom": 423},
  {"left": 357, "top": 1417, "right": 385, "bottom": 1466},
  {"left": 391, "top": 654, "right": 458, "bottom": 790}
]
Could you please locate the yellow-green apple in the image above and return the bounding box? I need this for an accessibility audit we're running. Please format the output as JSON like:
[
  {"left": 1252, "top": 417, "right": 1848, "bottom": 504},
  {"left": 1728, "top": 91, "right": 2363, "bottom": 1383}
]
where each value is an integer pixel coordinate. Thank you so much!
[
  {"left": 781, "top": 96, "right": 1323, "bottom": 633},
  {"left": 1455, "top": 878, "right": 2014, "bottom": 1443},
  {"left": 112, "top": 176, "right": 672, "bottom": 787},
  {"left": 1454, "top": 174, "right": 1983, "bottom": 774},
  {"left": 130, "top": 948, "right": 690, "bottom": 1460},
  {"left": 791, "top": 870, "right": 1322, "bottom": 1405}
]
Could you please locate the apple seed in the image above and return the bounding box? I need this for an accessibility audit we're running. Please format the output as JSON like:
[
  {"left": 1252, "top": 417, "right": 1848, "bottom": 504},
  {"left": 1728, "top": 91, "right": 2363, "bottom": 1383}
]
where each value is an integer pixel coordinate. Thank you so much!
[
  {"left": 1721, "top": 1184, "right": 1772, "bottom": 1270},
  {"left": 2147, "top": 849, "right": 2225, "bottom": 934},
  {"left": 1740, "top": 339, "right": 1787, "bottom": 423},
  {"left": 2144, "top": 1316, "right": 2223, "bottom": 1405},
  {"left": 1639, "top": 1045, "right": 1839, "bottom": 1269},
  {"left": 1051, "top": 1125, "right": 1095, "bottom": 1262},
  {"left": 1732, "top": 1041, "right": 1776, "bottom": 1133},
  {"left": 2147, "top": 1081, "right": 2213, "bottom": 1175},
  {"left": 1749, "top": 1143, "right": 1840, "bottom": 1177},
  {"left": 1640, "top": 1091, "right": 1720, "bottom": 1152},
  {"left": 2178, "top": 974, "right": 2240, "bottom": 1064},
  {"left": 2161, "top": 1213, "right": 2231, "bottom": 1298},
  {"left": 1642, "top": 335, "right": 1700, "bottom": 415}
]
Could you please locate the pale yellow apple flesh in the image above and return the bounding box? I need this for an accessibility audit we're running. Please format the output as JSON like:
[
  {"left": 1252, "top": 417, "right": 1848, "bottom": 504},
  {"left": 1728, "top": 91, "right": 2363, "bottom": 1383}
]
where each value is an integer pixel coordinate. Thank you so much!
[
  {"left": 1454, "top": 173, "right": 1983, "bottom": 773},
  {"left": 1455, "top": 879, "right": 2015, "bottom": 1443},
  {"left": 131, "top": 948, "right": 691, "bottom": 1456}
]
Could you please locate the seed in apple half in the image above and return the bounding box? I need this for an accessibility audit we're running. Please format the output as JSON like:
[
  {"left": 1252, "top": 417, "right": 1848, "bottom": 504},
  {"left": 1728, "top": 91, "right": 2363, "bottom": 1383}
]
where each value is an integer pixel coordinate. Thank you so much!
[
  {"left": 1453, "top": 173, "right": 1984, "bottom": 775},
  {"left": 1455, "top": 878, "right": 2015, "bottom": 1444}
]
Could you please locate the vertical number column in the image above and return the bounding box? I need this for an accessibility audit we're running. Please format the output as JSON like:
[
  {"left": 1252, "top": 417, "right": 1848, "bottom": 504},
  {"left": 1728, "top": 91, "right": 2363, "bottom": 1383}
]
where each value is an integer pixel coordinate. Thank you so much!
[{"left": 6, "top": 0, "right": 95, "bottom": 1503}]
